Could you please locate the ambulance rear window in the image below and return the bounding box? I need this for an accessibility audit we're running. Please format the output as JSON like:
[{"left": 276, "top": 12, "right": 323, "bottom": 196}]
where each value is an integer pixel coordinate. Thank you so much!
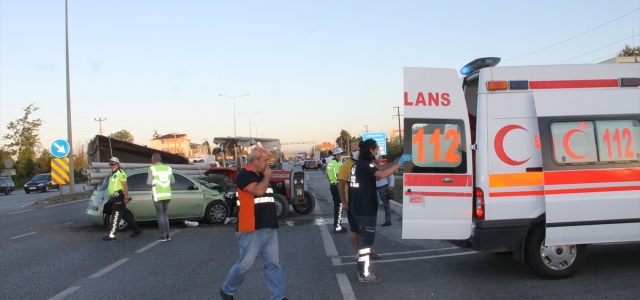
[
  {"left": 405, "top": 118, "right": 467, "bottom": 173},
  {"left": 550, "top": 119, "right": 640, "bottom": 164}
]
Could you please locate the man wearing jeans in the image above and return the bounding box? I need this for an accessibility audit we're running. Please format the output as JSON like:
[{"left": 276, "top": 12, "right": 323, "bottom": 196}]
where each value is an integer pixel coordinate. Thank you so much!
[
  {"left": 147, "top": 153, "right": 175, "bottom": 242},
  {"left": 220, "top": 147, "right": 287, "bottom": 300},
  {"left": 375, "top": 161, "right": 395, "bottom": 227}
]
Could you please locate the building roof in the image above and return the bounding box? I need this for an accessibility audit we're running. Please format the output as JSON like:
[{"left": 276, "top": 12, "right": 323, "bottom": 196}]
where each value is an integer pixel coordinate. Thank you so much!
[{"left": 151, "top": 133, "right": 187, "bottom": 140}]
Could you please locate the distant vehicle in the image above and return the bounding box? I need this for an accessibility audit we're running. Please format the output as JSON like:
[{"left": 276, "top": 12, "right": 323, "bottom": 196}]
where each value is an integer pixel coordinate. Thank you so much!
[
  {"left": 24, "top": 173, "right": 59, "bottom": 194},
  {"left": 294, "top": 160, "right": 302, "bottom": 166},
  {"left": 0, "top": 177, "right": 15, "bottom": 195},
  {"left": 86, "top": 169, "right": 230, "bottom": 230},
  {"left": 302, "top": 160, "right": 318, "bottom": 171},
  {"left": 192, "top": 154, "right": 217, "bottom": 166}
]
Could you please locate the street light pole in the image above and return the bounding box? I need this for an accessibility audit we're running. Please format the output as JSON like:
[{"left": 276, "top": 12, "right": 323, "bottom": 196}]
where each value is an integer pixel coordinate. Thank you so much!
[
  {"left": 219, "top": 94, "right": 249, "bottom": 137},
  {"left": 251, "top": 121, "right": 264, "bottom": 137},
  {"left": 238, "top": 111, "right": 260, "bottom": 137},
  {"left": 65, "top": 0, "right": 75, "bottom": 194},
  {"left": 219, "top": 94, "right": 249, "bottom": 164}
]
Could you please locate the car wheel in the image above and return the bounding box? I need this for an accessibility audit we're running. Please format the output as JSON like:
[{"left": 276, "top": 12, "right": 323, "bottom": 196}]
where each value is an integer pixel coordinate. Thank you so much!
[
  {"left": 273, "top": 194, "right": 289, "bottom": 220},
  {"left": 25, "top": 190, "right": 30, "bottom": 194},
  {"left": 104, "top": 213, "right": 131, "bottom": 232},
  {"left": 43, "top": 186, "right": 49, "bottom": 193},
  {"left": 525, "top": 224, "right": 587, "bottom": 279},
  {"left": 205, "top": 200, "right": 230, "bottom": 224},
  {"left": 206, "top": 174, "right": 235, "bottom": 193},
  {"left": 292, "top": 191, "right": 316, "bottom": 215},
  {"left": 4, "top": 189, "right": 9, "bottom": 195}
]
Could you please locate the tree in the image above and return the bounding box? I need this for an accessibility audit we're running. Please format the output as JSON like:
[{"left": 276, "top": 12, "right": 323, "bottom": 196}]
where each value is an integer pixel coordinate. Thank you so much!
[
  {"left": 335, "top": 129, "right": 352, "bottom": 150},
  {"left": 110, "top": 129, "right": 134, "bottom": 142},
  {"left": 33, "top": 149, "right": 53, "bottom": 175},
  {"left": 203, "top": 141, "right": 211, "bottom": 154},
  {"left": 2, "top": 104, "right": 42, "bottom": 182},
  {"left": 618, "top": 45, "right": 640, "bottom": 57},
  {"left": 73, "top": 144, "right": 88, "bottom": 182}
]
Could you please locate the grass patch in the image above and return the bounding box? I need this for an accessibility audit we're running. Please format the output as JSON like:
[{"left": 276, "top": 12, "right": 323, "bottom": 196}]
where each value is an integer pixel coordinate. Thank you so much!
[{"left": 34, "top": 190, "right": 93, "bottom": 205}]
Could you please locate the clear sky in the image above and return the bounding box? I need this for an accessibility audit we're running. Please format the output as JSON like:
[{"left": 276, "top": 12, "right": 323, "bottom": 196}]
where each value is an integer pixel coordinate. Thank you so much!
[{"left": 1, "top": 0, "right": 639, "bottom": 153}]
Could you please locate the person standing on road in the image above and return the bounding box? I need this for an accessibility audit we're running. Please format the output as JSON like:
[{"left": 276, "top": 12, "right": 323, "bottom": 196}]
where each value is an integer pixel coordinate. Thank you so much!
[
  {"left": 102, "top": 157, "right": 142, "bottom": 241},
  {"left": 327, "top": 147, "right": 346, "bottom": 233},
  {"left": 339, "top": 142, "right": 381, "bottom": 259},
  {"left": 147, "top": 153, "right": 175, "bottom": 242},
  {"left": 349, "top": 139, "right": 411, "bottom": 282},
  {"left": 375, "top": 160, "right": 395, "bottom": 227},
  {"left": 220, "top": 147, "right": 288, "bottom": 300}
]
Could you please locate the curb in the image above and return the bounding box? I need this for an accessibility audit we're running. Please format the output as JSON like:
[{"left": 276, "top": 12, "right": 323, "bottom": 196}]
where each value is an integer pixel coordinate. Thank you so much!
[{"left": 379, "top": 200, "right": 403, "bottom": 218}]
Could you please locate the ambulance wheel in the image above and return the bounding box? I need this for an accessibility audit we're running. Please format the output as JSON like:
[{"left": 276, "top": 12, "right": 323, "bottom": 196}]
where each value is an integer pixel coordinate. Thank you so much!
[
  {"left": 292, "top": 191, "right": 315, "bottom": 215},
  {"left": 205, "top": 200, "right": 230, "bottom": 224},
  {"left": 104, "top": 214, "right": 131, "bottom": 232},
  {"left": 525, "top": 224, "right": 587, "bottom": 279},
  {"left": 207, "top": 174, "right": 235, "bottom": 193},
  {"left": 273, "top": 194, "right": 289, "bottom": 220}
]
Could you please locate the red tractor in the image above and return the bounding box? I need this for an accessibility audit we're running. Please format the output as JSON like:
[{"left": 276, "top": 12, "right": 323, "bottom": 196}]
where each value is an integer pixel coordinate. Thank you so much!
[{"left": 203, "top": 137, "right": 316, "bottom": 219}]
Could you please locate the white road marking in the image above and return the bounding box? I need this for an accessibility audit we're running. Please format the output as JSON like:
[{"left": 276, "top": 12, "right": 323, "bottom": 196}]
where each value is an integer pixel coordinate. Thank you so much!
[
  {"left": 135, "top": 229, "right": 181, "bottom": 253},
  {"left": 8, "top": 209, "right": 35, "bottom": 214},
  {"left": 336, "top": 273, "right": 356, "bottom": 300},
  {"left": 335, "top": 251, "right": 478, "bottom": 266},
  {"left": 45, "top": 199, "right": 88, "bottom": 208},
  {"left": 89, "top": 258, "right": 129, "bottom": 278},
  {"left": 20, "top": 204, "right": 28, "bottom": 208},
  {"left": 338, "top": 247, "right": 460, "bottom": 258},
  {"left": 316, "top": 205, "right": 341, "bottom": 265},
  {"left": 48, "top": 286, "right": 81, "bottom": 300},
  {"left": 10, "top": 232, "right": 37, "bottom": 239}
]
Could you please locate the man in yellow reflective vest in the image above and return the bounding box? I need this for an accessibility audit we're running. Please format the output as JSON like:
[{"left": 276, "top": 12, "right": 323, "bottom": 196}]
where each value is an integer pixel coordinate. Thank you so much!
[
  {"left": 327, "top": 147, "right": 346, "bottom": 233},
  {"left": 147, "top": 153, "right": 175, "bottom": 242},
  {"left": 103, "top": 157, "right": 142, "bottom": 241}
]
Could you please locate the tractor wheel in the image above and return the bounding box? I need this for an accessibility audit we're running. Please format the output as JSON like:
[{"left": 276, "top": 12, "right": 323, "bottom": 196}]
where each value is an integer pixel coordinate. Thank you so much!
[
  {"left": 273, "top": 194, "right": 289, "bottom": 220},
  {"left": 207, "top": 174, "right": 235, "bottom": 193},
  {"left": 292, "top": 191, "right": 316, "bottom": 215}
]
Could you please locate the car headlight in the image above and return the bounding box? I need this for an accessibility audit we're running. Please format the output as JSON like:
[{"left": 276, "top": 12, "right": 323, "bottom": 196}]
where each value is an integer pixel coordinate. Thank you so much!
[{"left": 38, "top": 183, "right": 44, "bottom": 186}]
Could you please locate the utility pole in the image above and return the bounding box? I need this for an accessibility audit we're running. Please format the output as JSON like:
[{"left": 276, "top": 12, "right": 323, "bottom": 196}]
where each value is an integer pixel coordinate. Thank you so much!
[
  {"left": 363, "top": 125, "right": 369, "bottom": 133},
  {"left": 65, "top": 0, "right": 75, "bottom": 194},
  {"left": 170, "top": 132, "right": 179, "bottom": 154},
  {"left": 94, "top": 118, "right": 106, "bottom": 135},
  {"left": 393, "top": 106, "right": 403, "bottom": 145}
]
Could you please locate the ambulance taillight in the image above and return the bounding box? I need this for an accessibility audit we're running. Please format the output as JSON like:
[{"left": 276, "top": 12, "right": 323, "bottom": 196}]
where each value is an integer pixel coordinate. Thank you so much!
[{"left": 474, "top": 188, "right": 485, "bottom": 221}]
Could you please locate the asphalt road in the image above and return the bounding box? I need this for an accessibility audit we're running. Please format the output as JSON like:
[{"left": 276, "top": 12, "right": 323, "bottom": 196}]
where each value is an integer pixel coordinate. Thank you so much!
[
  {"left": 0, "top": 164, "right": 638, "bottom": 300},
  {"left": 0, "top": 184, "right": 88, "bottom": 212}
]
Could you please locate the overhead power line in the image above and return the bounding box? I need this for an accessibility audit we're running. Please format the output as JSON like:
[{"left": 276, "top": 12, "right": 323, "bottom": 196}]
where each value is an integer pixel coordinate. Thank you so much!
[
  {"left": 555, "top": 33, "right": 639, "bottom": 64},
  {"left": 505, "top": 8, "right": 640, "bottom": 62}
]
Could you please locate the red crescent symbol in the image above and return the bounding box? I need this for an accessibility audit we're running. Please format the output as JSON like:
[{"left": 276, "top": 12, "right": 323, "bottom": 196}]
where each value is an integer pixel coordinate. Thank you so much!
[
  {"left": 494, "top": 125, "right": 531, "bottom": 166},
  {"left": 563, "top": 129, "right": 589, "bottom": 160}
]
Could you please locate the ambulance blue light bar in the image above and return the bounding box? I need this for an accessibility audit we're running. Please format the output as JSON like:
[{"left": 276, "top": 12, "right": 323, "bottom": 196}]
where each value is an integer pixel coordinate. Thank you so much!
[{"left": 460, "top": 57, "right": 501, "bottom": 75}]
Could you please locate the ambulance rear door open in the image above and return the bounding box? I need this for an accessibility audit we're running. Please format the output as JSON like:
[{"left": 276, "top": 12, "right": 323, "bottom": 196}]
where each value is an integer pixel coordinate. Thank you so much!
[
  {"left": 533, "top": 88, "right": 640, "bottom": 246},
  {"left": 402, "top": 68, "right": 473, "bottom": 240}
]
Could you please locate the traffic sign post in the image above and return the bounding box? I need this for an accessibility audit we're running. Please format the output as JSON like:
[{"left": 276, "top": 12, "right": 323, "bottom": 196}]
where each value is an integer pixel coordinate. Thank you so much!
[
  {"left": 363, "top": 132, "right": 388, "bottom": 156},
  {"left": 51, "top": 158, "right": 70, "bottom": 189},
  {"left": 51, "top": 139, "right": 71, "bottom": 158}
]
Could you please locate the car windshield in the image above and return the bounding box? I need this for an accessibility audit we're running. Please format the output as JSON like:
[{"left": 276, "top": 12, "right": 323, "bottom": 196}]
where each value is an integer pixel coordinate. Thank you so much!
[
  {"left": 96, "top": 177, "right": 109, "bottom": 191},
  {"left": 31, "top": 174, "right": 49, "bottom": 181}
]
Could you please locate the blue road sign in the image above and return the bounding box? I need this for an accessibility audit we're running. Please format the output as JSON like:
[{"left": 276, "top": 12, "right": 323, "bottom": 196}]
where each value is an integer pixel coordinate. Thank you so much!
[
  {"left": 363, "top": 132, "right": 387, "bottom": 155},
  {"left": 50, "top": 139, "right": 71, "bottom": 158}
]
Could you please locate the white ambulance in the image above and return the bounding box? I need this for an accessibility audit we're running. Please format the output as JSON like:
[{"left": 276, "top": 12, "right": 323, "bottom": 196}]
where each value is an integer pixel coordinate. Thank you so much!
[{"left": 401, "top": 57, "right": 640, "bottom": 279}]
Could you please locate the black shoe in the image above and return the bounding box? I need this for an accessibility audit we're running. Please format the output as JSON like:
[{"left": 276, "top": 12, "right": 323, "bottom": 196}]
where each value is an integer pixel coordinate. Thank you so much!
[
  {"left": 166, "top": 235, "right": 171, "bottom": 241},
  {"left": 102, "top": 235, "right": 116, "bottom": 241},
  {"left": 219, "top": 288, "right": 234, "bottom": 300},
  {"left": 381, "top": 221, "right": 391, "bottom": 227},
  {"left": 333, "top": 227, "right": 347, "bottom": 233},
  {"left": 130, "top": 231, "right": 142, "bottom": 238}
]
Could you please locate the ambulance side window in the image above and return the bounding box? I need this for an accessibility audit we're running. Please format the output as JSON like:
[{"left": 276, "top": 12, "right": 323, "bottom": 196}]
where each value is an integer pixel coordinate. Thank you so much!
[
  {"left": 594, "top": 119, "right": 640, "bottom": 162},
  {"left": 404, "top": 118, "right": 467, "bottom": 174},
  {"left": 550, "top": 121, "right": 598, "bottom": 164},
  {"left": 549, "top": 119, "right": 640, "bottom": 165}
]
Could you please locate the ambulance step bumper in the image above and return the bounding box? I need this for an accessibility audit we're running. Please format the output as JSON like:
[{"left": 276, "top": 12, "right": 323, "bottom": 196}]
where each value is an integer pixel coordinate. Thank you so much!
[{"left": 452, "top": 218, "right": 537, "bottom": 252}]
